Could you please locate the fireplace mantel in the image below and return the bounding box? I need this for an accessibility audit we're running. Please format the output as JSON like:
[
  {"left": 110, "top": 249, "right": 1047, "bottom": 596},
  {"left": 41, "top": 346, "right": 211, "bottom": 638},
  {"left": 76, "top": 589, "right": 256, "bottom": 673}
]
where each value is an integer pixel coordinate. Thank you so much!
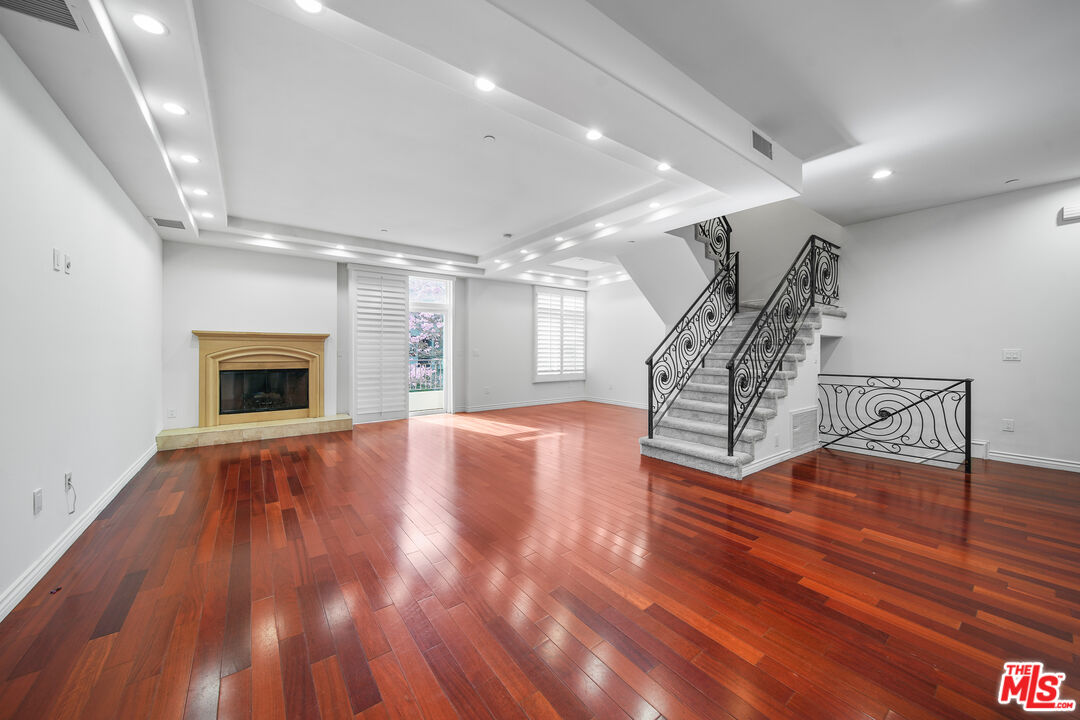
[{"left": 193, "top": 331, "right": 329, "bottom": 427}]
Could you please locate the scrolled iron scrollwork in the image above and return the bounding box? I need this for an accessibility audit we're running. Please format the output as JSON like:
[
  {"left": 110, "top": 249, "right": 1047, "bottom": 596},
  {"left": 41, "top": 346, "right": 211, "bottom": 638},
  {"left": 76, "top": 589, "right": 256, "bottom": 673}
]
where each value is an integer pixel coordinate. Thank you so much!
[
  {"left": 726, "top": 236, "right": 839, "bottom": 454},
  {"left": 818, "top": 374, "right": 972, "bottom": 471},
  {"left": 695, "top": 216, "right": 733, "bottom": 267},
  {"left": 646, "top": 255, "right": 739, "bottom": 434}
]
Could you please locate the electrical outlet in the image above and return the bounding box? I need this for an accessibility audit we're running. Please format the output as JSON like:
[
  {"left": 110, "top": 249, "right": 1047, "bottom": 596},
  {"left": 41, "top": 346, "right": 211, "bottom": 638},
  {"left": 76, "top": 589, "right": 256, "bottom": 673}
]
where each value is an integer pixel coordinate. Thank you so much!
[
  {"left": 1002, "top": 348, "right": 1022, "bottom": 362},
  {"left": 774, "top": 436, "right": 780, "bottom": 448},
  {"left": 33, "top": 489, "right": 43, "bottom": 515},
  {"left": 64, "top": 472, "right": 73, "bottom": 492},
  {"left": 483, "top": 386, "right": 490, "bottom": 395},
  {"left": 167, "top": 409, "right": 177, "bottom": 419},
  {"left": 64, "top": 254, "right": 72, "bottom": 274},
  {"left": 1001, "top": 418, "right": 1015, "bottom": 432}
]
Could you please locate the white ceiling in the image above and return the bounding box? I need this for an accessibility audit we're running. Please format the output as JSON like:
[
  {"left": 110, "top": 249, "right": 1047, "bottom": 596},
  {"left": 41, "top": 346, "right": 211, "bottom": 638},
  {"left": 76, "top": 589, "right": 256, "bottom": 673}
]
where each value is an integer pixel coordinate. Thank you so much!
[
  {"left": 585, "top": 0, "right": 1080, "bottom": 225},
  {"left": 196, "top": 0, "right": 657, "bottom": 255}
]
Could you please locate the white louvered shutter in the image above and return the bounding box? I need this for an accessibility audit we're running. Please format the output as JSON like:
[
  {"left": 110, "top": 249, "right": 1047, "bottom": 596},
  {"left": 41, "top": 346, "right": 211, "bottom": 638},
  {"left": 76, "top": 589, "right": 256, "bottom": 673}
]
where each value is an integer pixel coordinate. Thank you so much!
[
  {"left": 351, "top": 268, "right": 408, "bottom": 422},
  {"left": 534, "top": 287, "right": 586, "bottom": 381}
]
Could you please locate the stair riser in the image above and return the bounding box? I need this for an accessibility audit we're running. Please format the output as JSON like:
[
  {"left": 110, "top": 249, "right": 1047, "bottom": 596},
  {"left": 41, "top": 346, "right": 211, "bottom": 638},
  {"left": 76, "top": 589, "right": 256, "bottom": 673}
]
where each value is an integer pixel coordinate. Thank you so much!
[
  {"left": 667, "top": 408, "right": 768, "bottom": 432},
  {"left": 680, "top": 388, "right": 787, "bottom": 403},
  {"left": 703, "top": 357, "right": 799, "bottom": 372},
  {"left": 687, "top": 377, "right": 788, "bottom": 393},
  {"left": 711, "top": 334, "right": 814, "bottom": 351},
  {"left": 655, "top": 427, "right": 756, "bottom": 453},
  {"left": 640, "top": 444, "right": 741, "bottom": 479}
]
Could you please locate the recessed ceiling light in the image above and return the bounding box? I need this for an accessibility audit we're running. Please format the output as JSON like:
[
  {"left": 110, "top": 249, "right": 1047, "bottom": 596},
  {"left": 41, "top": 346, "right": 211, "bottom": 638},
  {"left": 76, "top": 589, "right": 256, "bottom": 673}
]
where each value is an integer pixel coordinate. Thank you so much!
[
  {"left": 198, "top": 212, "right": 214, "bottom": 219},
  {"left": 381, "top": 229, "right": 389, "bottom": 233},
  {"left": 336, "top": 244, "right": 345, "bottom": 250},
  {"left": 594, "top": 222, "right": 605, "bottom": 228},
  {"left": 190, "top": 188, "right": 208, "bottom": 197},
  {"left": 520, "top": 249, "right": 529, "bottom": 254},
  {"left": 295, "top": 0, "right": 323, "bottom": 14},
  {"left": 585, "top": 129, "right": 603, "bottom": 141},
  {"left": 649, "top": 202, "right": 660, "bottom": 209},
  {"left": 524, "top": 253, "right": 539, "bottom": 261},
  {"left": 656, "top": 162, "right": 671, "bottom": 172},
  {"left": 554, "top": 236, "right": 564, "bottom": 243},
  {"left": 483, "top": 135, "right": 496, "bottom": 143},
  {"left": 162, "top": 102, "right": 187, "bottom": 116},
  {"left": 1005, "top": 178, "right": 1020, "bottom": 184},
  {"left": 474, "top": 77, "right": 496, "bottom": 92},
  {"left": 179, "top": 153, "right": 199, "bottom": 164},
  {"left": 872, "top": 168, "right": 893, "bottom": 180},
  {"left": 262, "top": 234, "right": 274, "bottom": 239},
  {"left": 133, "top": 13, "right": 167, "bottom": 35},
  {"left": 498, "top": 263, "right": 511, "bottom": 270}
]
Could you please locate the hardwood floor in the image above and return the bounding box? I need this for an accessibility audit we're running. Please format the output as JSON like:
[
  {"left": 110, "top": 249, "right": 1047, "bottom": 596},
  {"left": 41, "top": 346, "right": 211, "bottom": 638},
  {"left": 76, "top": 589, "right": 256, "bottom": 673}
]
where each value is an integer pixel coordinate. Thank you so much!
[{"left": 1, "top": 401, "right": 1078, "bottom": 719}]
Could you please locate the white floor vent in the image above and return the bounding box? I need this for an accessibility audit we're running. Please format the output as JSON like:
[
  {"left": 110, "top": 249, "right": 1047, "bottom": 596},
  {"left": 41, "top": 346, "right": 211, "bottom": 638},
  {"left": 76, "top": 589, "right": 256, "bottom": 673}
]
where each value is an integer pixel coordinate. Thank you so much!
[{"left": 791, "top": 407, "right": 818, "bottom": 452}]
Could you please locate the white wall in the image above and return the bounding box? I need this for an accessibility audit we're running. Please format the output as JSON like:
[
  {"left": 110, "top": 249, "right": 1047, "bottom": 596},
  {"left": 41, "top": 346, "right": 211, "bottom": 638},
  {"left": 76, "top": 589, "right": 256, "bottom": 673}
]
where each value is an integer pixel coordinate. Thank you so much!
[
  {"left": 0, "top": 36, "right": 162, "bottom": 617},
  {"left": 463, "top": 279, "right": 586, "bottom": 410},
  {"left": 162, "top": 242, "right": 338, "bottom": 428},
  {"left": 617, "top": 235, "right": 708, "bottom": 328},
  {"left": 726, "top": 198, "right": 846, "bottom": 301},
  {"left": 586, "top": 281, "right": 665, "bottom": 408},
  {"left": 827, "top": 178, "right": 1080, "bottom": 468}
]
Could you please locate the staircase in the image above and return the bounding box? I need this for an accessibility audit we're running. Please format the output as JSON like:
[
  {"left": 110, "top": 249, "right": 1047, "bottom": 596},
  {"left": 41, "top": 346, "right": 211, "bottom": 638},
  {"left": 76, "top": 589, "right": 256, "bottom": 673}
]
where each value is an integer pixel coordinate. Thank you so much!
[
  {"left": 640, "top": 221, "right": 843, "bottom": 480},
  {"left": 640, "top": 300, "right": 845, "bottom": 477}
]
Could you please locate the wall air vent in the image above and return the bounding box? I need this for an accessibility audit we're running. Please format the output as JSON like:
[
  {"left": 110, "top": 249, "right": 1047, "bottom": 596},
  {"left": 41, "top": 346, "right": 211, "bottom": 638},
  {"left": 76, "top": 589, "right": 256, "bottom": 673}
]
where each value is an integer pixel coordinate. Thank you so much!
[
  {"left": 752, "top": 131, "right": 773, "bottom": 160},
  {"left": 791, "top": 407, "right": 818, "bottom": 453},
  {"left": 154, "top": 218, "right": 186, "bottom": 230},
  {"left": 0, "top": 0, "right": 78, "bottom": 30}
]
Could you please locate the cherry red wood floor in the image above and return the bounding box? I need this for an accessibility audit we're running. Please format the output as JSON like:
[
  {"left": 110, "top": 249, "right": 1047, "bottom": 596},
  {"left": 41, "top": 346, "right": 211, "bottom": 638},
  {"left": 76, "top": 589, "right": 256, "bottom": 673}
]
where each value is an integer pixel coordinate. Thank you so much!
[{"left": 1, "top": 401, "right": 1078, "bottom": 719}]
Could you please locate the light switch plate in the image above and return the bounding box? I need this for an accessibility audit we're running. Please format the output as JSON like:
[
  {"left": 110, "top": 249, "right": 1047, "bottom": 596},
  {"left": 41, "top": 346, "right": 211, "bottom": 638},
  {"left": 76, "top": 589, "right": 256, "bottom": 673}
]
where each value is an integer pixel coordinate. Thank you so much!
[
  {"left": 52, "top": 249, "right": 62, "bottom": 271},
  {"left": 1002, "top": 418, "right": 1015, "bottom": 432},
  {"left": 33, "top": 489, "right": 43, "bottom": 515}
]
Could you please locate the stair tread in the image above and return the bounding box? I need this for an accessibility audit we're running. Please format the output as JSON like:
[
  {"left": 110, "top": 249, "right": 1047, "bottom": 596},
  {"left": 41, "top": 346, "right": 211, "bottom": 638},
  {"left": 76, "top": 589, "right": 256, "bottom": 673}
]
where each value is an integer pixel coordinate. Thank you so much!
[
  {"left": 683, "top": 383, "right": 786, "bottom": 399},
  {"left": 640, "top": 437, "right": 753, "bottom": 467},
  {"left": 657, "top": 417, "right": 765, "bottom": 441},
  {"left": 672, "top": 397, "right": 777, "bottom": 419}
]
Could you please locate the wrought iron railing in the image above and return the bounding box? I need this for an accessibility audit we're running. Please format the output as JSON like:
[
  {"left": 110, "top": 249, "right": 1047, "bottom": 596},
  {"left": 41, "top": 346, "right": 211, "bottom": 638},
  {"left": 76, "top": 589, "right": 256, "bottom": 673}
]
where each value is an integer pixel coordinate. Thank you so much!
[
  {"left": 409, "top": 358, "right": 444, "bottom": 392},
  {"left": 818, "top": 374, "right": 973, "bottom": 472},
  {"left": 695, "top": 216, "right": 732, "bottom": 271},
  {"left": 726, "top": 235, "right": 839, "bottom": 454},
  {"left": 646, "top": 253, "right": 739, "bottom": 437}
]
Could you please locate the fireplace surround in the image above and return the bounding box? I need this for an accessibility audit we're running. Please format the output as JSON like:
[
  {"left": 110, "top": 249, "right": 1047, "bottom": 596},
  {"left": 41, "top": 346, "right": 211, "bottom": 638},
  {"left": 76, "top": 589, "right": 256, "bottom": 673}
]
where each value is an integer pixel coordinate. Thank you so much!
[{"left": 193, "top": 331, "right": 328, "bottom": 427}]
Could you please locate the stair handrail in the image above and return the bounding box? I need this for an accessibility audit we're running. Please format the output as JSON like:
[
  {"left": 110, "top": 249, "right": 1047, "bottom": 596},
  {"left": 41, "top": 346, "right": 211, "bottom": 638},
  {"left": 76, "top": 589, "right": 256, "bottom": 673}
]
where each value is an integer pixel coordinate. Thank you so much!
[
  {"left": 725, "top": 235, "right": 840, "bottom": 455},
  {"left": 646, "top": 253, "right": 740, "bottom": 438}
]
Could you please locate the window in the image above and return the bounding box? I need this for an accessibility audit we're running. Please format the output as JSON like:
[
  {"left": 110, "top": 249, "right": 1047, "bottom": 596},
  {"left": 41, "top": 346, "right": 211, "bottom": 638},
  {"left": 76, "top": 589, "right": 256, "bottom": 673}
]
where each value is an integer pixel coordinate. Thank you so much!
[{"left": 534, "top": 287, "right": 586, "bottom": 382}]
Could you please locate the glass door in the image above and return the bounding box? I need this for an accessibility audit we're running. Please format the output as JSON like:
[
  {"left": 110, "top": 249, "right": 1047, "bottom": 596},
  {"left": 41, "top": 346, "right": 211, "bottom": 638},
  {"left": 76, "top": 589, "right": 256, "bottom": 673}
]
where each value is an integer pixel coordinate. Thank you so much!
[{"left": 408, "top": 276, "right": 451, "bottom": 415}]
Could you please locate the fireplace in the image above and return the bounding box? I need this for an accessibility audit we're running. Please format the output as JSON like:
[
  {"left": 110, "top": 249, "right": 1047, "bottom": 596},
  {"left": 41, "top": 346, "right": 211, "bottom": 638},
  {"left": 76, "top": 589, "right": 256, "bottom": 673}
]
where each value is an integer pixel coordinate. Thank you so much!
[
  {"left": 220, "top": 368, "right": 309, "bottom": 415},
  {"left": 193, "top": 331, "right": 328, "bottom": 426}
]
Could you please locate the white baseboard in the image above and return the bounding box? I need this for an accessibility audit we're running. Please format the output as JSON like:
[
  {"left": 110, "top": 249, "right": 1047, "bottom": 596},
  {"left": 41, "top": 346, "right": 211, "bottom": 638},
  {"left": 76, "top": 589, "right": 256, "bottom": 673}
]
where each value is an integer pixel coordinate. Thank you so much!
[
  {"left": 464, "top": 396, "right": 587, "bottom": 412},
  {"left": 583, "top": 397, "right": 647, "bottom": 410},
  {"left": 971, "top": 439, "right": 989, "bottom": 459},
  {"left": 740, "top": 448, "right": 793, "bottom": 478},
  {"left": 0, "top": 442, "right": 158, "bottom": 622},
  {"left": 987, "top": 450, "right": 1080, "bottom": 474}
]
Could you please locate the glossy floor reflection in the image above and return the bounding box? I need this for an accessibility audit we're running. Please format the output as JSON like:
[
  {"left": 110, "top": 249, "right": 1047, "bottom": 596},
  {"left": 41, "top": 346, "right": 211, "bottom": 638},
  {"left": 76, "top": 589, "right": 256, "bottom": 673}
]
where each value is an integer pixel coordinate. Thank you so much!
[{"left": 1, "top": 402, "right": 1077, "bottom": 719}]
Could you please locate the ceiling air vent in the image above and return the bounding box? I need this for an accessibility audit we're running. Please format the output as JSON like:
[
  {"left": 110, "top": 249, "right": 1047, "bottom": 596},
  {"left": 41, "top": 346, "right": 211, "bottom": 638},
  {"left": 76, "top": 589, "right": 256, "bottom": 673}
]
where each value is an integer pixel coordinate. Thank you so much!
[
  {"left": 752, "top": 131, "right": 773, "bottom": 160},
  {"left": 154, "top": 218, "right": 186, "bottom": 230},
  {"left": 0, "top": 0, "right": 78, "bottom": 30}
]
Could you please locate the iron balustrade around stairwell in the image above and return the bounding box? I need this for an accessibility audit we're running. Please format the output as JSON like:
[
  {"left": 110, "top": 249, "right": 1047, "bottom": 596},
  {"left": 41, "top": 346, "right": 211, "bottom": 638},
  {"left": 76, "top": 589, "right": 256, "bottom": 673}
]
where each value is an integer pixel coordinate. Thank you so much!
[
  {"left": 818, "top": 374, "right": 974, "bottom": 473},
  {"left": 726, "top": 235, "right": 840, "bottom": 456},
  {"left": 646, "top": 253, "right": 740, "bottom": 438}
]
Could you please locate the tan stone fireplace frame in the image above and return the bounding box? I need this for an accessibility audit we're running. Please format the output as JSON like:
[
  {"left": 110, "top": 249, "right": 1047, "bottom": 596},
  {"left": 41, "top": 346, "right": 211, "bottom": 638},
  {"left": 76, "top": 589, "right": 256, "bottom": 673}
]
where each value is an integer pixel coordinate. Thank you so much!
[{"left": 193, "top": 331, "right": 329, "bottom": 427}]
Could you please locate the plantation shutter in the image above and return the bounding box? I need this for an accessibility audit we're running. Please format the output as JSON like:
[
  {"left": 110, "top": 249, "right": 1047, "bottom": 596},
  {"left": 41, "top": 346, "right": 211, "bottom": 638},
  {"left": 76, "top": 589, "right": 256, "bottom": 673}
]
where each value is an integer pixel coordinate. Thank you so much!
[
  {"left": 534, "top": 287, "right": 586, "bottom": 381},
  {"left": 350, "top": 267, "right": 408, "bottom": 422}
]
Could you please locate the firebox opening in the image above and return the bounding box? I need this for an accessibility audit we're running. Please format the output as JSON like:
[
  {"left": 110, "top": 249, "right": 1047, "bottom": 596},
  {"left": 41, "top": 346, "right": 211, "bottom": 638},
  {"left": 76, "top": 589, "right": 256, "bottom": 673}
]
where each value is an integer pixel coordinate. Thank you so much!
[{"left": 219, "top": 368, "right": 309, "bottom": 415}]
